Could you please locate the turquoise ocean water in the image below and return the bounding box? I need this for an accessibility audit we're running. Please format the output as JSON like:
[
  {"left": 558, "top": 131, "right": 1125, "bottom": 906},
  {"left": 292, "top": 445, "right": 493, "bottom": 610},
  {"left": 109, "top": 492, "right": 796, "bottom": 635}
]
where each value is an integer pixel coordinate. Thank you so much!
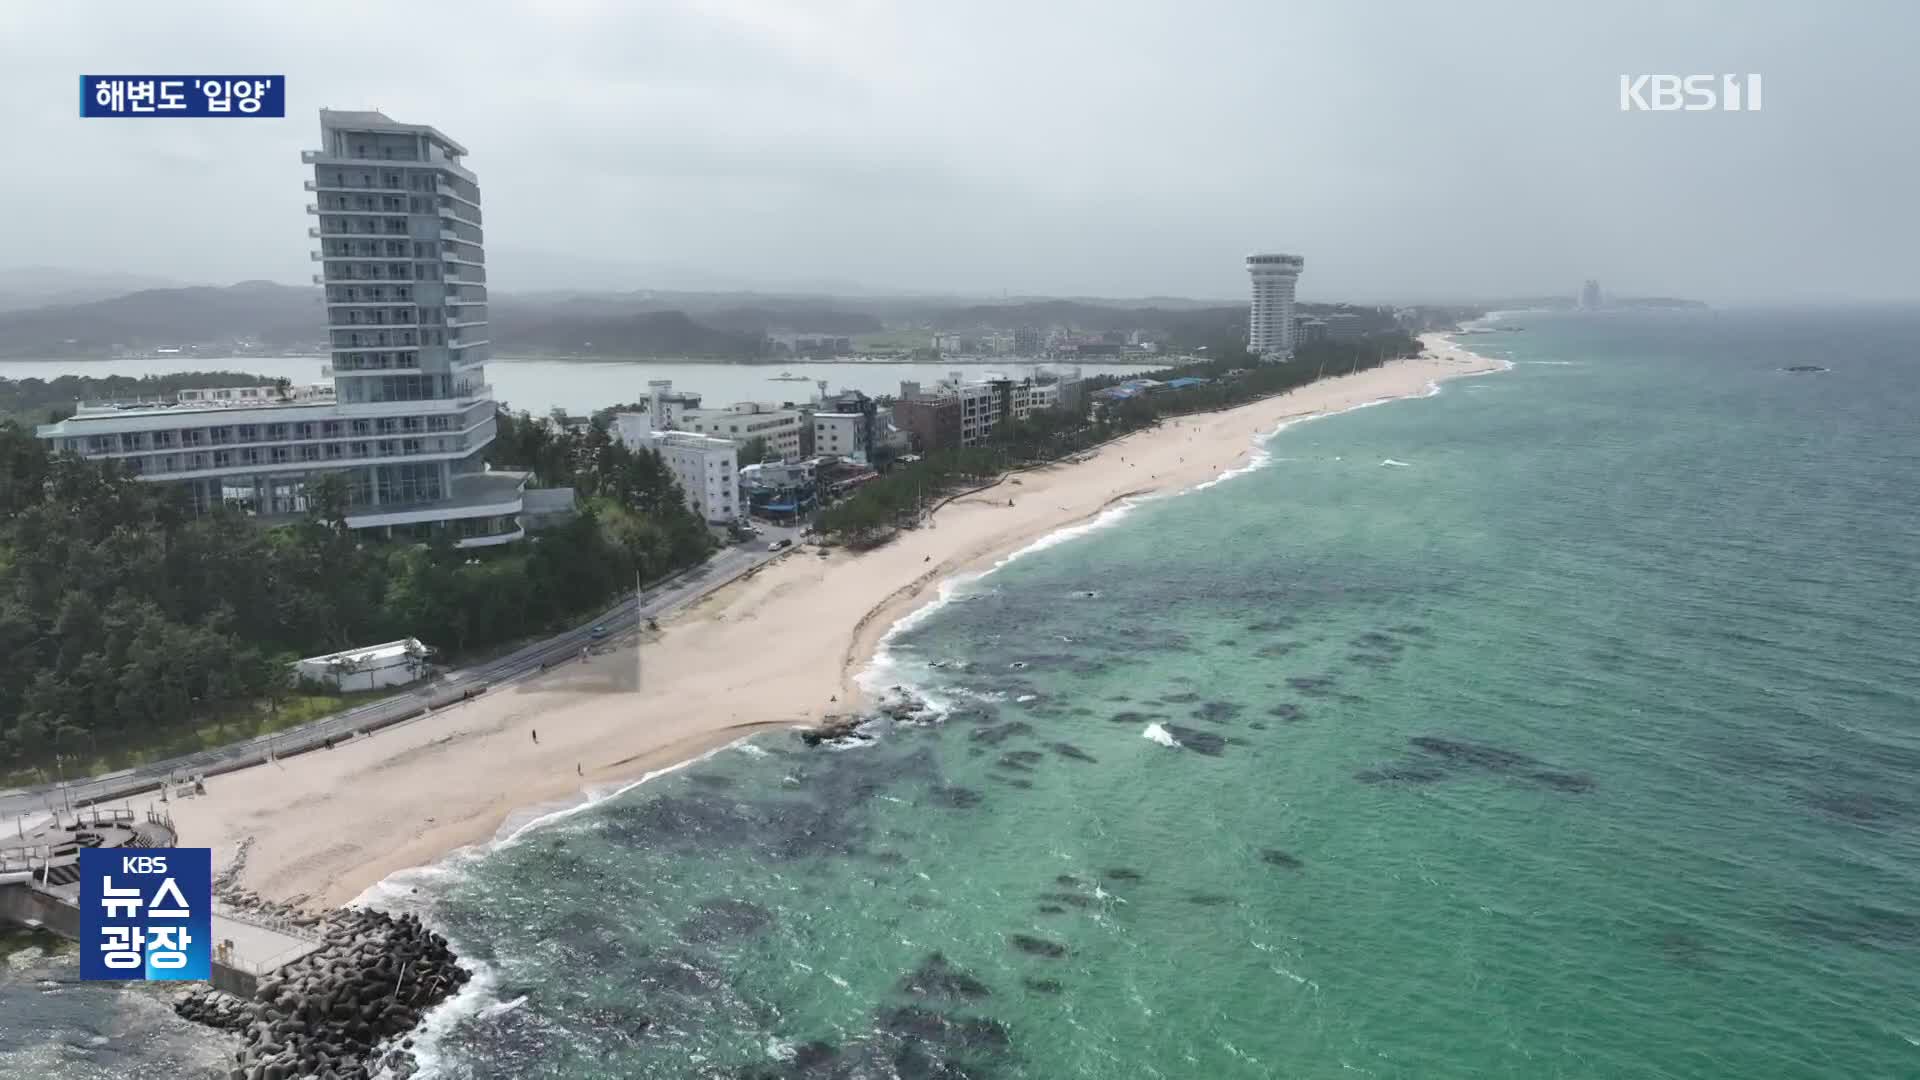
[{"left": 7, "top": 308, "right": 1918, "bottom": 1078}]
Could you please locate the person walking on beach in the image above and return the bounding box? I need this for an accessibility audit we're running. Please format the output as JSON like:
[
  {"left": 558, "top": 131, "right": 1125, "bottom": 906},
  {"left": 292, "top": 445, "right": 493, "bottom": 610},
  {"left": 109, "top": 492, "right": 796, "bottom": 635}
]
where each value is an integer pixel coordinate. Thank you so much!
[
  {"left": 532, "top": 729, "right": 539, "bottom": 744},
  {"left": 576, "top": 763, "right": 582, "bottom": 776}
]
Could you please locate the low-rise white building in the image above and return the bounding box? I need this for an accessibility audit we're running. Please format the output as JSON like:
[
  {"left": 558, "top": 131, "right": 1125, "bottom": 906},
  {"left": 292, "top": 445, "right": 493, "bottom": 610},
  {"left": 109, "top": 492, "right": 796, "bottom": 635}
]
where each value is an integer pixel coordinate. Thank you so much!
[
  {"left": 613, "top": 417, "right": 740, "bottom": 523},
  {"left": 294, "top": 638, "right": 429, "bottom": 692}
]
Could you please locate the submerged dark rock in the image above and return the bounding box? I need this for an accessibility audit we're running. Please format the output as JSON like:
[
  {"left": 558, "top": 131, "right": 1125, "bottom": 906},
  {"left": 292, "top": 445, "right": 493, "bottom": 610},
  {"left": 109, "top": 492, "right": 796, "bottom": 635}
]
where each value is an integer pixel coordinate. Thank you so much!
[
  {"left": 878, "top": 1005, "right": 1013, "bottom": 1050},
  {"left": 928, "top": 786, "right": 985, "bottom": 809},
  {"left": 1023, "top": 977, "right": 1064, "bottom": 994},
  {"left": 1047, "top": 742, "right": 1097, "bottom": 763},
  {"left": 898, "top": 952, "right": 992, "bottom": 1000},
  {"left": 677, "top": 897, "right": 774, "bottom": 943},
  {"left": 1354, "top": 765, "right": 1448, "bottom": 784},
  {"left": 1286, "top": 675, "right": 1338, "bottom": 696},
  {"left": 1186, "top": 893, "right": 1234, "bottom": 906},
  {"left": 1267, "top": 703, "right": 1305, "bottom": 721},
  {"left": 1160, "top": 690, "right": 1203, "bottom": 704},
  {"left": 1009, "top": 934, "right": 1069, "bottom": 958},
  {"left": 1194, "top": 701, "right": 1243, "bottom": 722},
  {"left": 1037, "top": 892, "right": 1096, "bottom": 908},
  {"left": 1109, "top": 710, "right": 1165, "bottom": 724},
  {"left": 1161, "top": 724, "right": 1226, "bottom": 756},
  {"left": 1036, "top": 904, "right": 1067, "bottom": 915},
  {"left": 970, "top": 721, "right": 1036, "bottom": 746},
  {"left": 1260, "top": 849, "right": 1303, "bottom": 869},
  {"left": 1409, "top": 736, "right": 1540, "bottom": 770},
  {"left": 1104, "top": 868, "right": 1143, "bottom": 882},
  {"left": 1055, "top": 874, "right": 1082, "bottom": 887},
  {"left": 1255, "top": 642, "right": 1302, "bottom": 659}
]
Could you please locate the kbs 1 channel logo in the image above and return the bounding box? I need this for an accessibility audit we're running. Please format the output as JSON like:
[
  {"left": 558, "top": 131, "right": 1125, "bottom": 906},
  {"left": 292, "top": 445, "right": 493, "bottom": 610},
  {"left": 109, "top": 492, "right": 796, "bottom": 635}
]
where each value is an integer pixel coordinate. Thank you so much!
[
  {"left": 81, "top": 75, "right": 285, "bottom": 118},
  {"left": 79, "top": 848, "right": 213, "bottom": 981},
  {"left": 1619, "top": 74, "right": 1762, "bottom": 112}
]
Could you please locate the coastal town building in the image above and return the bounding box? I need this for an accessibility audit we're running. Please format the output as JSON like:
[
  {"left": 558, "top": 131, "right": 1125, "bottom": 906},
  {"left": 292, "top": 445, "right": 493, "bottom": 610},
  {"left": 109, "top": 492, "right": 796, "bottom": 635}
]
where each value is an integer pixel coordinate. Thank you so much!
[
  {"left": 892, "top": 394, "right": 961, "bottom": 452},
  {"left": 1246, "top": 252, "right": 1305, "bottom": 359},
  {"left": 611, "top": 417, "right": 740, "bottom": 524},
  {"left": 646, "top": 380, "right": 704, "bottom": 429},
  {"left": 1580, "top": 279, "right": 1603, "bottom": 310},
  {"left": 294, "top": 638, "right": 430, "bottom": 692},
  {"left": 1293, "top": 316, "right": 1328, "bottom": 346},
  {"left": 812, "top": 412, "right": 871, "bottom": 463},
  {"left": 36, "top": 109, "right": 530, "bottom": 548},
  {"left": 1322, "top": 313, "right": 1367, "bottom": 343},
  {"left": 890, "top": 371, "right": 1083, "bottom": 451},
  {"left": 1013, "top": 327, "right": 1044, "bottom": 355},
  {"left": 642, "top": 382, "right": 806, "bottom": 461},
  {"left": 740, "top": 459, "right": 817, "bottom": 519}
]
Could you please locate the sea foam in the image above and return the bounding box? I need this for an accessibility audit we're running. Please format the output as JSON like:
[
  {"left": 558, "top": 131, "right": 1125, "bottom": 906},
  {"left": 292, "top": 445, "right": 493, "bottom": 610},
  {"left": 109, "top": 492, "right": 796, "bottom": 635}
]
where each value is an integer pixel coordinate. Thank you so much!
[{"left": 1143, "top": 724, "right": 1180, "bottom": 748}]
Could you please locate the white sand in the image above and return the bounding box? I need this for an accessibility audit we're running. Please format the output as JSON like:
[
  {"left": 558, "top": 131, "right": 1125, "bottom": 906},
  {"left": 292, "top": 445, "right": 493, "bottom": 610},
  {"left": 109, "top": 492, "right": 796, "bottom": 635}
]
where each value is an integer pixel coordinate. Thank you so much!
[{"left": 169, "top": 334, "right": 1503, "bottom": 907}]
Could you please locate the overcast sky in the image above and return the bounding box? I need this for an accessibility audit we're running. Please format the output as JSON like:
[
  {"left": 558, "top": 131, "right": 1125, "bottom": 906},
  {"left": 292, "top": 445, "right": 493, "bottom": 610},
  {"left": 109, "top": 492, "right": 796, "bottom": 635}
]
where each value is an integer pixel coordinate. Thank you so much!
[{"left": 2, "top": 1, "right": 1916, "bottom": 304}]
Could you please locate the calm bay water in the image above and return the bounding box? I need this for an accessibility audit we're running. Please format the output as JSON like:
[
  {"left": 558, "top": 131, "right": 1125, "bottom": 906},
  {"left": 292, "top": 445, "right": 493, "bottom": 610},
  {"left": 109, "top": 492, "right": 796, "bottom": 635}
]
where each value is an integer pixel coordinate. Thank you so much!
[
  {"left": 0, "top": 357, "right": 1161, "bottom": 419},
  {"left": 6, "top": 308, "right": 1918, "bottom": 1077}
]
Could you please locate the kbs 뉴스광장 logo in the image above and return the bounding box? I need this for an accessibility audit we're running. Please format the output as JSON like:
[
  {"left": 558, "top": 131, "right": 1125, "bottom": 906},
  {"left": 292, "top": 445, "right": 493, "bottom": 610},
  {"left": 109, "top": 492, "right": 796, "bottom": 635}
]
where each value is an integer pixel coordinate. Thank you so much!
[{"left": 78, "top": 847, "right": 212, "bottom": 981}]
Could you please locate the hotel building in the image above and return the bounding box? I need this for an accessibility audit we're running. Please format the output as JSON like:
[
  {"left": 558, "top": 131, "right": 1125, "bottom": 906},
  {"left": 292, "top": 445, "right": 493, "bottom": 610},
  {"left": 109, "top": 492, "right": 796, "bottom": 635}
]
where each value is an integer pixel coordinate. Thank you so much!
[
  {"left": 36, "top": 109, "right": 524, "bottom": 547},
  {"left": 1246, "top": 252, "right": 1305, "bottom": 359}
]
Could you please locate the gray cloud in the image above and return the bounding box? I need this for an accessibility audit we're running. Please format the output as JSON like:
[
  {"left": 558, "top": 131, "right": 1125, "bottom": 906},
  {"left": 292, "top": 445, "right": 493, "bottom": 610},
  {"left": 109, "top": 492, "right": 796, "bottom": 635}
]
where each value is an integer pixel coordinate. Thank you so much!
[{"left": 2, "top": 0, "right": 1915, "bottom": 303}]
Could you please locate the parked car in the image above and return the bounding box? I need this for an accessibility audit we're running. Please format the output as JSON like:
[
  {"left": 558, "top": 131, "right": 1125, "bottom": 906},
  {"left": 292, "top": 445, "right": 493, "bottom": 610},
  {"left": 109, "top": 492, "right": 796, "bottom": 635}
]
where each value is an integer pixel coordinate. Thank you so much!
[
  {"left": 589, "top": 625, "right": 609, "bottom": 640},
  {"left": 768, "top": 538, "right": 792, "bottom": 552}
]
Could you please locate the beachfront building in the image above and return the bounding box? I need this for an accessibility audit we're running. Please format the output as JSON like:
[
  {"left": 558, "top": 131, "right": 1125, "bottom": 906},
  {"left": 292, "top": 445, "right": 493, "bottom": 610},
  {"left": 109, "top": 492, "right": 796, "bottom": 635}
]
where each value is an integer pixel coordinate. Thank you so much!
[
  {"left": 1293, "top": 316, "right": 1328, "bottom": 346},
  {"left": 812, "top": 412, "right": 871, "bottom": 463},
  {"left": 1246, "top": 252, "right": 1305, "bottom": 360},
  {"left": 35, "top": 109, "right": 528, "bottom": 548},
  {"left": 611, "top": 418, "right": 740, "bottom": 524},
  {"left": 892, "top": 394, "right": 961, "bottom": 452},
  {"left": 891, "top": 371, "right": 1084, "bottom": 451},
  {"left": 294, "top": 638, "right": 431, "bottom": 692}
]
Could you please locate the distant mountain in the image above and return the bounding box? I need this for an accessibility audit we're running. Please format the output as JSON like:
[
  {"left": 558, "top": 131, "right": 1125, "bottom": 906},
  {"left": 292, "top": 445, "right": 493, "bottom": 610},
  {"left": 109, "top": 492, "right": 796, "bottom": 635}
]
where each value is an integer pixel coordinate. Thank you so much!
[
  {"left": 699, "top": 306, "right": 884, "bottom": 336},
  {"left": 0, "top": 281, "right": 321, "bottom": 358},
  {"left": 0, "top": 266, "right": 189, "bottom": 313},
  {"left": 495, "top": 309, "right": 762, "bottom": 358},
  {"left": 924, "top": 299, "right": 1246, "bottom": 338}
]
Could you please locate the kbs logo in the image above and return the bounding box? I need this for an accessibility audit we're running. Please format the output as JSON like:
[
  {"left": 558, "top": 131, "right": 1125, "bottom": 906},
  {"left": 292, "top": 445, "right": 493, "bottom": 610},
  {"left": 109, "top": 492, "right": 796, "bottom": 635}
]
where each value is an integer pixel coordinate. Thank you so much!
[{"left": 1620, "top": 74, "right": 1763, "bottom": 112}]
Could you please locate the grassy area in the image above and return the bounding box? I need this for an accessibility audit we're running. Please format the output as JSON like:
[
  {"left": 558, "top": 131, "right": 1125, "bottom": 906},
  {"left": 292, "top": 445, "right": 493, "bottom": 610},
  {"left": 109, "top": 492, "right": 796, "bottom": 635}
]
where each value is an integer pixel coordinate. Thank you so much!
[{"left": 0, "top": 687, "right": 398, "bottom": 791}]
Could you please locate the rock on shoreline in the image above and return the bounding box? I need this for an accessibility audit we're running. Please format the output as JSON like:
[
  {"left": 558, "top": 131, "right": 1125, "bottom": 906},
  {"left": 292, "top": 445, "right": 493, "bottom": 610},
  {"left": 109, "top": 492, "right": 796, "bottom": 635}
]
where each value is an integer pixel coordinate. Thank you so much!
[
  {"left": 798, "top": 686, "right": 936, "bottom": 746},
  {"left": 174, "top": 907, "right": 468, "bottom": 1080}
]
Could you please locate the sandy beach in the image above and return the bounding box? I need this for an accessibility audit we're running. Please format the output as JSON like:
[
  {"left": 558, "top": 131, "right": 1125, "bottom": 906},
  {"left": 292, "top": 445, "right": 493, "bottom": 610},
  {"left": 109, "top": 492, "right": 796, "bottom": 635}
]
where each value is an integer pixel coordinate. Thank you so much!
[{"left": 168, "top": 333, "right": 1503, "bottom": 908}]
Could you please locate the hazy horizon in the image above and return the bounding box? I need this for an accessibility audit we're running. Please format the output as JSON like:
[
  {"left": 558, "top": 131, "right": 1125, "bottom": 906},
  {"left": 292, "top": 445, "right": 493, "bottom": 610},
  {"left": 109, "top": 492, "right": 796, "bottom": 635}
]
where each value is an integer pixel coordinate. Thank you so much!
[{"left": 3, "top": 2, "right": 1916, "bottom": 305}]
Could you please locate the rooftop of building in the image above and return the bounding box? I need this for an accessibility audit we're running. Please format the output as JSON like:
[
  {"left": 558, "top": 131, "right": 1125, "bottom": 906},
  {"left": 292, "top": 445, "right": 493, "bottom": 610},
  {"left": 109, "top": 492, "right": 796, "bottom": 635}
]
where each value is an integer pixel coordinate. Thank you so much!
[
  {"left": 319, "top": 108, "right": 468, "bottom": 156},
  {"left": 297, "top": 637, "right": 428, "bottom": 668},
  {"left": 61, "top": 385, "right": 335, "bottom": 420}
]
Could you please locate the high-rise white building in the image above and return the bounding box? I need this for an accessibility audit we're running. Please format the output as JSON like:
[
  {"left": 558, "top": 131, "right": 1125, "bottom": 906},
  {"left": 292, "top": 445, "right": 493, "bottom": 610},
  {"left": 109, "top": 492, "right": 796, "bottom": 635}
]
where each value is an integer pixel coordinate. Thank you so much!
[
  {"left": 1246, "top": 252, "right": 1305, "bottom": 359},
  {"left": 36, "top": 109, "right": 526, "bottom": 547}
]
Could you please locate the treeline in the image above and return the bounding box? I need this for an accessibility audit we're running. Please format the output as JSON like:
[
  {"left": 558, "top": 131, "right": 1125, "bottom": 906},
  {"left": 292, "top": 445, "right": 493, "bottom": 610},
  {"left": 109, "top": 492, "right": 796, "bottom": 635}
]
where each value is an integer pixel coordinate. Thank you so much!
[
  {"left": 0, "top": 410, "right": 714, "bottom": 771},
  {"left": 1, "top": 372, "right": 279, "bottom": 425},
  {"left": 818, "top": 333, "right": 1421, "bottom": 547}
]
